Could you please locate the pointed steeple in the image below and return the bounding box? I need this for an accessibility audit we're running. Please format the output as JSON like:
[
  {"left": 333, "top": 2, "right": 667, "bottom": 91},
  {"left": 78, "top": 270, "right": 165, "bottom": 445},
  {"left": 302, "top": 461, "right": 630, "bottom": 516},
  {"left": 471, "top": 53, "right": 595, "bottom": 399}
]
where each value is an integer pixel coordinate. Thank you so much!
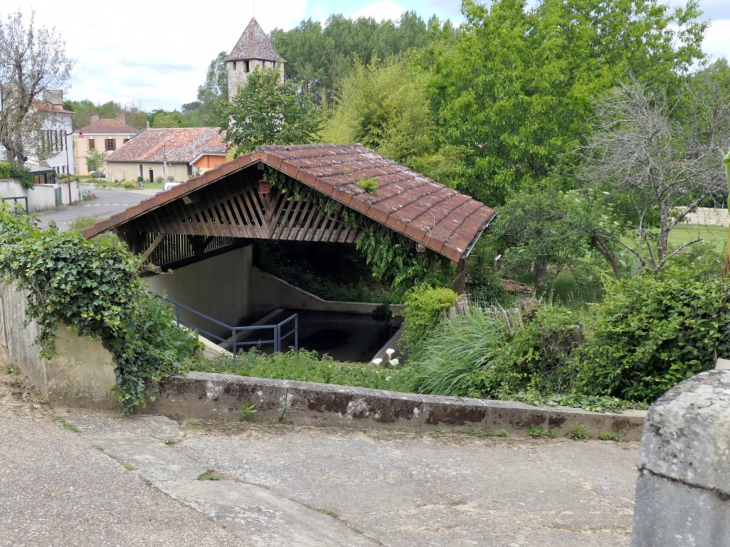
[{"left": 225, "top": 18, "right": 285, "bottom": 63}]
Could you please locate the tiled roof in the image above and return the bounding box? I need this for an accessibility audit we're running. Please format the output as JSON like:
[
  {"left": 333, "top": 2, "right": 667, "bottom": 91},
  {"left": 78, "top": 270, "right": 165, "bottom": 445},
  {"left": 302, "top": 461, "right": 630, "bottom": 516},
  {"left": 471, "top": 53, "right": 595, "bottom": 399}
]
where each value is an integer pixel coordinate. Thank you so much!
[
  {"left": 32, "top": 100, "right": 75, "bottom": 115},
  {"left": 83, "top": 144, "right": 497, "bottom": 263},
  {"left": 79, "top": 118, "right": 139, "bottom": 135},
  {"left": 105, "top": 127, "right": 227, "bottom": 163},
  {"left": 225, "top": 18, "right": 285, "bottom": 63}
]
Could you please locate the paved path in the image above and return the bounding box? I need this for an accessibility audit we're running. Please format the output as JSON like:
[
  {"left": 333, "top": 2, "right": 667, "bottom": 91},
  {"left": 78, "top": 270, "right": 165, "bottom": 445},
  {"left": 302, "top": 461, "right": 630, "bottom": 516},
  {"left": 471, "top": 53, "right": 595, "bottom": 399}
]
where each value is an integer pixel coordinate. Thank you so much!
[
  {"left": 35, "top": 189, "right": 156, "bottom": 230},
  {"left": 0, "top": 371, "right": 639, "bottom": 546}
]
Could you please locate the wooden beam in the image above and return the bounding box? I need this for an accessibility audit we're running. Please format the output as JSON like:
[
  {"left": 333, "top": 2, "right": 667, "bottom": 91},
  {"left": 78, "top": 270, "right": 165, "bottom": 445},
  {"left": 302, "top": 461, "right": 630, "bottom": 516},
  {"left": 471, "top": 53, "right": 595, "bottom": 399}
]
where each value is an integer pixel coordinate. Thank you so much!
[
  {"left": 137, "top": 233, "right": 167, "bottom": 268},
  {"left": 451, "top": 259, "right": 467, "bottom": 295}
]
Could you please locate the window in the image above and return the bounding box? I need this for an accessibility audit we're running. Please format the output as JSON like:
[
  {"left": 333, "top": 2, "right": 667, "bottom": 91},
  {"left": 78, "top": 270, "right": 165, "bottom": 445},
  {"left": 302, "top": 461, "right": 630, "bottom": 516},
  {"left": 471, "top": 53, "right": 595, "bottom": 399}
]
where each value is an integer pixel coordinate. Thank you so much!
[
  {"left": 187, "top": 164, "right": 193, "bottom": 176},
  {"left": 233, "top": 61, "right": 237, "bottom": 70},
  {"left": 88, "top": 138, "right": 95, "bottom": 150},
  {"left": 244, "top": 60, "right": 249, "bottom": 72},
  {"left": 54, "top": 131, "right": 59, "bottom": 151},
  {"left": 139, "top": 165, "right": 143, "bottom": 179},
  {"left": 59, "top": 130, "right": 64, "bottom": 151},
  {"left": 105, "top": 139, "right": 116, "bottom": 151}
]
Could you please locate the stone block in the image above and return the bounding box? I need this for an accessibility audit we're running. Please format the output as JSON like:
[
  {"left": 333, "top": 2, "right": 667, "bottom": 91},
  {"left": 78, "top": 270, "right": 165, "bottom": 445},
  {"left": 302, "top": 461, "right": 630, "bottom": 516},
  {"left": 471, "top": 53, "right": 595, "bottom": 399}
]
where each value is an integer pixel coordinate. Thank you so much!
[{"left": 631, "top": 370, "right": 730, "bottom": 546}]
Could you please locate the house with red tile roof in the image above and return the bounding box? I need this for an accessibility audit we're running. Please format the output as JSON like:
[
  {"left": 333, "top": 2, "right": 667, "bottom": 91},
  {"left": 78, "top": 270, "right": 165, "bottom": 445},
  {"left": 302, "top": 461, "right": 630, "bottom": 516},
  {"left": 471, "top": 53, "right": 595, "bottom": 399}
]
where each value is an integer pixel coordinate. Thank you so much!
[
  {"left": 74, "top": 114, "right": 140, "bottom": 176},
  {"left": 104, "top": 127, "right": 227, "bottom": 183}
]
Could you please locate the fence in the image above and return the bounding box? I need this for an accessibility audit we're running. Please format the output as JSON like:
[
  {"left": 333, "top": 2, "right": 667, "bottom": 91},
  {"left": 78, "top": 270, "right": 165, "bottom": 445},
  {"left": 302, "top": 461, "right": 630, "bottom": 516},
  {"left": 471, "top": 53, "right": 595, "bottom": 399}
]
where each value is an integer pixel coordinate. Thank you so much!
[
  {"left": 1, "top": 196, "right": 29, "bottom": 214},
  {"left": 447, "top": 296, "right": 525, "bottom": 334},
  {"left": 151, "top": 292, "right": 298, "bottom": 355}
]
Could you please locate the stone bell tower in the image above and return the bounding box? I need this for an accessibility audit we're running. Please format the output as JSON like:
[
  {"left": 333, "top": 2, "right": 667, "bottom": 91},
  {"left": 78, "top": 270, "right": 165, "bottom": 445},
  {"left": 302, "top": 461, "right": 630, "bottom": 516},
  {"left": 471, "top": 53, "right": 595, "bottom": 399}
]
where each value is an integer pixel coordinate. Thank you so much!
[{"left": 226, "top": 18, "right": 286, "bottom": 99}]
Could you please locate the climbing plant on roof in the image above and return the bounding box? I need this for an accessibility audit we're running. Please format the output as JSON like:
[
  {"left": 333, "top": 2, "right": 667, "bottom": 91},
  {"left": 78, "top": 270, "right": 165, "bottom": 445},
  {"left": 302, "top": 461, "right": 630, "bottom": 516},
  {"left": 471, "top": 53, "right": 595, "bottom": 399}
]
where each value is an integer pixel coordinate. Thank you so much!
[{"left": 264, "top": 166, "right": 453, "bottom": 292}]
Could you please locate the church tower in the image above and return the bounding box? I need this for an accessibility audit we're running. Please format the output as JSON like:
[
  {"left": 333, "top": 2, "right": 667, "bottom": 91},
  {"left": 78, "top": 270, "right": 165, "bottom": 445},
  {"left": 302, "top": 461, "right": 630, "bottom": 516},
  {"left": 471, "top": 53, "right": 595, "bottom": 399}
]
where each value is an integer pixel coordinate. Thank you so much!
[{"left": 226, "top": 18, "right": 286, "bottom": 99}]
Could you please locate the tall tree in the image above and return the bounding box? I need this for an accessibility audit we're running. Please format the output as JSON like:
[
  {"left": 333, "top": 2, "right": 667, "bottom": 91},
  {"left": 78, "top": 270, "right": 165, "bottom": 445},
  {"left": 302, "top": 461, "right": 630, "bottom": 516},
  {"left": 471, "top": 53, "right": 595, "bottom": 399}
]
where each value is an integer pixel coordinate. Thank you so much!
[
  {"left": 271, "top": 11, "right": 435, "bottom": 101},
  {"left": 428, "top": 0, "right": 706, "bottom": 206},
  {"left": 581, "top": 80, "right": 730, "bottom": 275},
  {"left": 197, "top": 52, "right": 228, "bottom": 127},
  {"left": 224, "top": 68, "right": 320, "bottom": 156},
  {"left": 0, "top": 10, "right": 72, "bottom": 165}
]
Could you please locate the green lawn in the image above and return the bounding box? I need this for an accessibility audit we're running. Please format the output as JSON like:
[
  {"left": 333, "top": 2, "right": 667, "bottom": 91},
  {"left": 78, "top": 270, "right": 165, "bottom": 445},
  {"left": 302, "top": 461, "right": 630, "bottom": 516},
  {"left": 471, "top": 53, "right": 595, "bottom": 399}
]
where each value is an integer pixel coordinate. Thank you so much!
[
  {"left": 668, "top": 224, "right": 727, "bottom": 253},
  {"left": 140, "top": 182, "right": 164, "bottom": 190}
]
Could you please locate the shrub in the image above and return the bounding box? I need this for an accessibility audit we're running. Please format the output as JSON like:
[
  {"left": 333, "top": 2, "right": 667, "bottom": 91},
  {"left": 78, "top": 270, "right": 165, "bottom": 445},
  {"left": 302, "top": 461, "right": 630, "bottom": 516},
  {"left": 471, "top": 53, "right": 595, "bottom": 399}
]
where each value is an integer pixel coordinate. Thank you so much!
[
  {"left": 166, "top": 175, "right": 175, "bottom": 182},
  {"left": 155, "top": 176, "right": 164, "bottom": 183},
  {"left": 575, "top": 271, "right": 730, "bottom": 402},
  {"left": 0, "top": 162, "right": 33, "bottom": 189},
  {"left": 121, "top": 180, "right": 136, "bottom": 190},
  {"left": 400, "top": 285, "right": 457, "bottom": 353},
  {"left": 482, "top": 306, "right": 584, "bottom": 398},
  {"left": 466, "top": 268, "right": 511, "bottom": 306},
  {"left": 0, "top": 209, "right": 201, "bottom": 412},
  {"left": 91, "top": 171, "right": 104, "bottom": 179}
]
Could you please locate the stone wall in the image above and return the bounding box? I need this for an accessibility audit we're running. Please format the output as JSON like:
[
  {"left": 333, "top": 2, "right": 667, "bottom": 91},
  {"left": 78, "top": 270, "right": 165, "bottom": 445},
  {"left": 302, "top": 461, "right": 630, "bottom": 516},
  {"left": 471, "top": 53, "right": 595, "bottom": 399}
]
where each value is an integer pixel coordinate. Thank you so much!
[{"left": 631, "top": 370, "right": 730, "bottom": 546}]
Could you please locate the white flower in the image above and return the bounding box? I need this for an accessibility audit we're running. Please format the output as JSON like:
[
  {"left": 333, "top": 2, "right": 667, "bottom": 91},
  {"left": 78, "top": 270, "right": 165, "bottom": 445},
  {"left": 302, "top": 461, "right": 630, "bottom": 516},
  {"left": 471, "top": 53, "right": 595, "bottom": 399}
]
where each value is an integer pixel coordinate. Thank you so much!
[
  {"left": 386, "top": 376, "right": 392, "bottom": 382},
  {"left": 372, "top": 358, "right": 383, "bottom": 366},
  {"left": 390, "top": 358, "right": 399, "bottom": 366},
  {"left": 386, "top": 348, "right": 395, "bottom": 357}
]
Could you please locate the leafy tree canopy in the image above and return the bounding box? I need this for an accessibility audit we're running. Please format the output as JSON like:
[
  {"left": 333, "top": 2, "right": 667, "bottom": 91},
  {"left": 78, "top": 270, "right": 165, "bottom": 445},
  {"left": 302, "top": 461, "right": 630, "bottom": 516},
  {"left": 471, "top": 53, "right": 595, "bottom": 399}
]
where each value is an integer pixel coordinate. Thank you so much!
[
  {"left": 271, "top": 11, "right": 449, "bottom": 101},
  {"left": 224, "top": 68, "right": 320, "bottom": 156},
  {"left": 196, "top": 51, "right": 229, "bottom": 127},
  {"left": 428, "top": 0, "right": 707, "bottom": 205}
]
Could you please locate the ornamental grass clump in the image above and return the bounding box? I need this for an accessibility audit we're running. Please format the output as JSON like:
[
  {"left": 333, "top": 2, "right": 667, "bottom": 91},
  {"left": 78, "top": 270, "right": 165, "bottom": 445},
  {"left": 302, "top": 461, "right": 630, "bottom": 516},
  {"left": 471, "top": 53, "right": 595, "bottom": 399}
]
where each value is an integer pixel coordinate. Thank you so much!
[
  {"left": 0, "top": 206, "right": 201, "bottom": 412},
  {"left": 399, "top": 309, "right": 510, "bottom": 397}
]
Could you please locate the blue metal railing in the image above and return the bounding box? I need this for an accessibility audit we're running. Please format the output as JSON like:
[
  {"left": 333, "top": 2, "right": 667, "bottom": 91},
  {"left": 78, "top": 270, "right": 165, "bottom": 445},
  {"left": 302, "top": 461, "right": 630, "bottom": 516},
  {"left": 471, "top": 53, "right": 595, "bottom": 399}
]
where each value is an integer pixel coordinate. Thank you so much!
[
  {"left": 151, "top": 292, "right": 298, "bottom": 355},
  {"left": 2, "top": 196, "right": 29, "bottom": 214}
]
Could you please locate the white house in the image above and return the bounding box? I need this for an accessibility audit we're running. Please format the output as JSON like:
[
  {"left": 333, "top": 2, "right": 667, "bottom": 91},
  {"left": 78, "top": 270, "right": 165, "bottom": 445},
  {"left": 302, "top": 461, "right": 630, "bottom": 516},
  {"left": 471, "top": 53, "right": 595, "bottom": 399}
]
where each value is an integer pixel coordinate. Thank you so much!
[{"left": 26, "top": 89, "right": 77, "bottom": 178}]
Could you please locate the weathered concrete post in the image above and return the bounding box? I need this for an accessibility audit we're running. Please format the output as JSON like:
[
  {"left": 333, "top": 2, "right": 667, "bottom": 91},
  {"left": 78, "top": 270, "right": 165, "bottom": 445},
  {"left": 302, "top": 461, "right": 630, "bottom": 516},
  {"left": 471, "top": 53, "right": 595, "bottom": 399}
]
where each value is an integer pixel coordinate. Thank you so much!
[{"left": 631, "top": 370, "right": 730, "bottom": 546}]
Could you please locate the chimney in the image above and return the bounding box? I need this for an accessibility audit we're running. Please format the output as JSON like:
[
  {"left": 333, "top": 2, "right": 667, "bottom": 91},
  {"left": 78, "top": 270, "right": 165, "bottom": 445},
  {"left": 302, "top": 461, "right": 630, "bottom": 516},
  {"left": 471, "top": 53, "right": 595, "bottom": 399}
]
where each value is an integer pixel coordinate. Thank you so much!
[
  {"left": 115, "top": 114, "right": 126, "bottom": 124},
  {"left": 89, "top": 112, "right": 99, "bottom": 124},
  {"left": 42, "top": 89, "right": 63, "bottom": 105}
]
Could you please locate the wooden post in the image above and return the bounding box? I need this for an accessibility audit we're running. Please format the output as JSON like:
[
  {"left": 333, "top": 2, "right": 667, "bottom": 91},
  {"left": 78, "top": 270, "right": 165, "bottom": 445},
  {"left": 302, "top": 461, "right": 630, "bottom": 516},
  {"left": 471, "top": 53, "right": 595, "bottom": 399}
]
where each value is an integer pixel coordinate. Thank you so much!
[{"left": 451, "top": 259, "right": 467, "bottom": 295}]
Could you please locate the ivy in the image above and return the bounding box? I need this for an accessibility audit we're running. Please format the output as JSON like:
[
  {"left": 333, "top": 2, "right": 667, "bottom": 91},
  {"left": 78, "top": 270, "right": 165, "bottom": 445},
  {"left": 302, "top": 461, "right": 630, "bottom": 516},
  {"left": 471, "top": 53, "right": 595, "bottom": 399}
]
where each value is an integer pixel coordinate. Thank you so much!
[
  {"left": 264, "top": 167, "right": 453, "bottom": 292},
  {"left": 0, "top": 206, "right": 201, "bottom": 412}
]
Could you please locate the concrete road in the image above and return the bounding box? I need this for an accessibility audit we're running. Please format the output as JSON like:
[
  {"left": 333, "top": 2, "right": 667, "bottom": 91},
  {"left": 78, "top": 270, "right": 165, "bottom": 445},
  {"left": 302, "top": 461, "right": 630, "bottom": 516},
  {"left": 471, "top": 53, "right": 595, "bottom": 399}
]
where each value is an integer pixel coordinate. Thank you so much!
[
  {"left": 0, "top": 371, "right": 639, "bottom": 546},
  {"left": 35, "top": 189, "right": 156, "bottom": 230}
]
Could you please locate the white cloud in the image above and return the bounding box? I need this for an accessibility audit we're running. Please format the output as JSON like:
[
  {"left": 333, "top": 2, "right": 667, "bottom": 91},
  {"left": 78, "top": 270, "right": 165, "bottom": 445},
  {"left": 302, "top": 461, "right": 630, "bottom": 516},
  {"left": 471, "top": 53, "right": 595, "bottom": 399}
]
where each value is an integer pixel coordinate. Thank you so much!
[
  {"left": 349, "top": 2, "right": 406, "bottom": 22},
  {"left": 7, "top": 0, "right": 307, "bottom": 110},
  {"left": 704, "top": 19, "right": 730, "bottom": 61}
]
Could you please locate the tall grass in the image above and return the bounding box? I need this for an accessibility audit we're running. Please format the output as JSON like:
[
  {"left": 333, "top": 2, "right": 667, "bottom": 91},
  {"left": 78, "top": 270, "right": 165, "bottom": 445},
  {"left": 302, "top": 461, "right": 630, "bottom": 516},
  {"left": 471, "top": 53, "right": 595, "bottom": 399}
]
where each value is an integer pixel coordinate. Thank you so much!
[{"left": 399, "top": 309, "right": 510, "bottom": 396}]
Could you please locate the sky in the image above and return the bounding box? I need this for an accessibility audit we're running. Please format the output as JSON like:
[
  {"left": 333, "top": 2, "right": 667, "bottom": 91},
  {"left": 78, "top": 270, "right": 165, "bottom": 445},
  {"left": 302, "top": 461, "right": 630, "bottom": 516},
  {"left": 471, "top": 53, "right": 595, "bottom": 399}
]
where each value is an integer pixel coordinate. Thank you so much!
[{"left": 8, "top": 0, "right": 730, "bottom": 111}]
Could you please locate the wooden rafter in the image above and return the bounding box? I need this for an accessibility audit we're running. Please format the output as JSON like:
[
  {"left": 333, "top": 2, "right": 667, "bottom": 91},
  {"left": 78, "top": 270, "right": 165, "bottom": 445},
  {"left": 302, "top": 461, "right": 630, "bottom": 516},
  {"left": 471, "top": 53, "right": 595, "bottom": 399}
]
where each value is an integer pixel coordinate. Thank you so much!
[{"left": 136, "top": 233, "right": 166, "bottom": 268}]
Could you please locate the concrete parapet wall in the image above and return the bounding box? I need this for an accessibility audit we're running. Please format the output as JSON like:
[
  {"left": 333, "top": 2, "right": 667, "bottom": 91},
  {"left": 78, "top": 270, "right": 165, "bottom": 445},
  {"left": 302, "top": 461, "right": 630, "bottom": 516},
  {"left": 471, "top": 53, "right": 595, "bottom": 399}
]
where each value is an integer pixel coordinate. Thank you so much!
[
  {"left": 142, "top": 371, "right": 645, "bottom": 438},
  {"left": 631, "top": 370, "right": 730, "bottom": 546},
  {"left": 248, "top": 267, "right": 403, "bottom": 318},
  {"left": 0, "top": 281, "right": 116, "bottom": 409}
]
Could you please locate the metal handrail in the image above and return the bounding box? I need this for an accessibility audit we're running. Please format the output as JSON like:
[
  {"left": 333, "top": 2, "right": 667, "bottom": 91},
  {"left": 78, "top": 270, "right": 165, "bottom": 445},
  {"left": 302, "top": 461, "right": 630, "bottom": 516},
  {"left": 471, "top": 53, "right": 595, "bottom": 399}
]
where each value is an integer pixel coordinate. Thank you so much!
[
  {"left": 2, "top": 196, "right": 29, "bottom": 214},
  {"left": 277, "top": 313, "right": 299, "bottom": 352},
  {"left": 150, "top": 292, "right": 298, "bottom": 355}
]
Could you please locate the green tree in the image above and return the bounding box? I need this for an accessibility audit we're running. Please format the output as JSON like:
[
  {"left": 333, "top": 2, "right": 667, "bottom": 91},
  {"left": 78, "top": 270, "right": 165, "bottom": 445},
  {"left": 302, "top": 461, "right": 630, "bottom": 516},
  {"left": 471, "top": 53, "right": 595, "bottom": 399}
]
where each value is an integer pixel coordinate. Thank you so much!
[
  {"left": 489, "top": 187, "right": 625, "bottom": 292},
  {"left": 197, "top": 52, "right": 228, "bottom": 127},
  {"left": 84, "top": 148, "right": 107, "bottom": 173},
  {"left": 428, "top": 0, "right": 706, "bottom": 205},
  {"left": 322, "top": 57, "right": 435, "bottom": 167},
  {"left": 271, "top": 11, "right": 436, "bottom": 101},
  {"left": 224, "top": 68, "right": 320, "bottom": 156},
  {"left": 149, "top": 110, "right": 183, "bottom": 128}
]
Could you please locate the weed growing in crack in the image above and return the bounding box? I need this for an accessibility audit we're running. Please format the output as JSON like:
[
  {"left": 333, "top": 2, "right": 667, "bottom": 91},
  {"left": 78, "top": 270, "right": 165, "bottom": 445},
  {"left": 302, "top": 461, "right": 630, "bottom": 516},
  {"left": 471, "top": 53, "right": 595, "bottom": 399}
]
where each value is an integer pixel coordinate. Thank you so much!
[
  {"left": 198, "top": 471, "right": 221, "bottom": 481},
  {"left": 567, "top": 425, "right": 591, "bottom": 440},
  {"left": 598, "top": 432, "right": 623, "bottom": 442},
  {"left": 121, "top": 462, "right": 136, "bottom": 471}
]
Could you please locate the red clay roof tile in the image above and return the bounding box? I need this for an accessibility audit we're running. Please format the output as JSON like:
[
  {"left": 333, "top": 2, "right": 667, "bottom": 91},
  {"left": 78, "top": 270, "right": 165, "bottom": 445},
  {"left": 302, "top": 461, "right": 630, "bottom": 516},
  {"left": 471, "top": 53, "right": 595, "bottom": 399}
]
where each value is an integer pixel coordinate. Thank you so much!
[{"left": 82, "top": 144, "right": 497, "bottom": 262}]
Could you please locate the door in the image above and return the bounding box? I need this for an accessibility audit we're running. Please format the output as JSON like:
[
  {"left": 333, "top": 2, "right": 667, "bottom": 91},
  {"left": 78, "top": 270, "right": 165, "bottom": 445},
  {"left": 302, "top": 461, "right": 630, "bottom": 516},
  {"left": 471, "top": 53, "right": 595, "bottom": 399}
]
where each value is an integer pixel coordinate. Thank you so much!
[{"left": 149, "top": 170, "right": 154, "bottom": 183}]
